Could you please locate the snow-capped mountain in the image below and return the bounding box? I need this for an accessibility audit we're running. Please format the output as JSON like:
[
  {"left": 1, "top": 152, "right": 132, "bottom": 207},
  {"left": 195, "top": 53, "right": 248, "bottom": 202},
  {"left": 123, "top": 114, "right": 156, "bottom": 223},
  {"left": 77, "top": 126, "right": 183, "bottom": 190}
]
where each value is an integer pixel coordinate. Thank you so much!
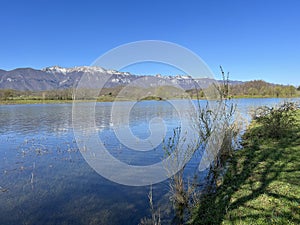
[
  {"left": 0, "top": 66, "right": 242, "bottom": 91},
  {"left": 42, "top": 66, "right": 107, "bottom": 74}
]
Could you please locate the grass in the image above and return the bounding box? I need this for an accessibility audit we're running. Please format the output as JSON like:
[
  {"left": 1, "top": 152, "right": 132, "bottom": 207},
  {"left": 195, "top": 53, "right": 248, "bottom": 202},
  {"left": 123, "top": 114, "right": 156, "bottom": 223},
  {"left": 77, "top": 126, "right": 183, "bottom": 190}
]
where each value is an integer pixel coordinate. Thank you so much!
[
  {"left": 231, "top": 95, "right": 288, "bottom": 99},
  {"left": 1, "top": 93, "right": 299, "bottom": 105},
  {"left": 0, "top": 96, "right": 165, "bottom": 104},
  {"left": 0, "top": 99, "right": 74, "bottom": 105},
  {"left": 191, "top": 112, "right": 300, "bottom": 224}
]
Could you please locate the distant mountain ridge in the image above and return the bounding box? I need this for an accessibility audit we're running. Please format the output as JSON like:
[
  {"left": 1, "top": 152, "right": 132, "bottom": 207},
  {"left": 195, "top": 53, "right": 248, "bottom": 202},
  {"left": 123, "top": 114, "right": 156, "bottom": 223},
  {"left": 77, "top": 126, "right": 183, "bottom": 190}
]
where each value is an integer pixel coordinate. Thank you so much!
[{"left": 0, "top": 66, "right": 243, "bottom": 91}]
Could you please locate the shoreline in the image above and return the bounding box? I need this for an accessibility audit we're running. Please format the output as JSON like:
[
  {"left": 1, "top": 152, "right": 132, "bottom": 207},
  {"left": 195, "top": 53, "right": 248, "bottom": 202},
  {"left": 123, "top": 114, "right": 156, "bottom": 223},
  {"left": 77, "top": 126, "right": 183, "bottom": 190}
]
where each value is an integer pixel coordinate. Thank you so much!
[
  {"left": 1, "top": 96, "right": 299, "bottom": 105},
  {"left": 191, "top": 110, "right": 300, "bottom": 224}
]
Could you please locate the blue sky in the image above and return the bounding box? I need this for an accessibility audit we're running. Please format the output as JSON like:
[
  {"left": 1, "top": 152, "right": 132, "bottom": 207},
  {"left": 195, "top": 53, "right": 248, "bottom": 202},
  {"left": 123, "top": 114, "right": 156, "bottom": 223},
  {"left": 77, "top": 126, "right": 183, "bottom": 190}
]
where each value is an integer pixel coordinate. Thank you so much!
[{"left": 0, "top": 0, "right": 299, "bottom": 85}]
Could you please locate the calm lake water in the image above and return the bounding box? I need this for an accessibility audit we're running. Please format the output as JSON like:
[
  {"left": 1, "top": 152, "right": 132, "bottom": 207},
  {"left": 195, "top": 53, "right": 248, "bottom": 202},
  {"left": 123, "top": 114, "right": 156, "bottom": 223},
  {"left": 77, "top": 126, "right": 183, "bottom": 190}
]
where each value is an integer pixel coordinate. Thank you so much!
[{"left": 0, "top": 98, "right": 299, "bottom": 225}]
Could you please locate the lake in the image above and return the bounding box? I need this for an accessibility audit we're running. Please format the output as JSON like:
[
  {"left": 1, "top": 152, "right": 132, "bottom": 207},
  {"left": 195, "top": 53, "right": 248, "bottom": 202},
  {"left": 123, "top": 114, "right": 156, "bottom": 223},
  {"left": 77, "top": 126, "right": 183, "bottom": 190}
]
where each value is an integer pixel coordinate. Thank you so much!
[{"left": 0, "top": 98, "right": 299, "bottom": 225}]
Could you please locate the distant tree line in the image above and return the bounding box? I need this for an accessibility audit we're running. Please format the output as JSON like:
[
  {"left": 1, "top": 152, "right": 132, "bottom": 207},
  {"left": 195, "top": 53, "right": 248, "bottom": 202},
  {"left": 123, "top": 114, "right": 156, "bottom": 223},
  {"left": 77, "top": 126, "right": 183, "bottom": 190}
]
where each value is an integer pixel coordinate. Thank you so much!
[
  {"left": 188, "top": 80, "right": 299, "bottom": 99},
  {"left": 0, "top": 86, "right": 189, "bottom": 101},
  {"left": 0, "top": 88, "right": 74, "bottom": 101},
  {"left": 229, "top": 80, "right": 297, "bottom": 98},
  {"left": 0, "top": 80, "right": 299, "bottom": 101}
]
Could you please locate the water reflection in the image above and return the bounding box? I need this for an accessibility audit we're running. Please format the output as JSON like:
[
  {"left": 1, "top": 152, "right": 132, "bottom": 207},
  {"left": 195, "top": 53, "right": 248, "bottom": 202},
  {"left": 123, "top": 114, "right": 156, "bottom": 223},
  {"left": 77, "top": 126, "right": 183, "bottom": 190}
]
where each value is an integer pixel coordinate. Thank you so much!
[{"left": 0, "top": 98, "right": 299, "bottom": 225}]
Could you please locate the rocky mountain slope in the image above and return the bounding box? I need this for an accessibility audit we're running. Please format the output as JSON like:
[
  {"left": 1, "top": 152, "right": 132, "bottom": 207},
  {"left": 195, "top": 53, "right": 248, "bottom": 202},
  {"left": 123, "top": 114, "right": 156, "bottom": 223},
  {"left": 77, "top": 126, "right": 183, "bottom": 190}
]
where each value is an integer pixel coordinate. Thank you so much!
[{"left": 0, "top": 66, "right": 242, "bottom": 91}]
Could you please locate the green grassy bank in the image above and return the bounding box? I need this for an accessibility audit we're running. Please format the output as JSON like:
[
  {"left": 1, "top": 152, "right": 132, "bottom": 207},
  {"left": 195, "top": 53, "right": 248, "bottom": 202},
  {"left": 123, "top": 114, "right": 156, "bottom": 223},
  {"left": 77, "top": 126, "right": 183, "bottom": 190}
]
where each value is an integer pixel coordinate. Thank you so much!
[
  {"left": 0, "top": 99, "right": 74, "bottom": 105},
  {"left": 0, "top": 96, "right": 164, "bottom": 105},
  {"left": 192, "top": 112, "right": 300, "bottom": 224}
]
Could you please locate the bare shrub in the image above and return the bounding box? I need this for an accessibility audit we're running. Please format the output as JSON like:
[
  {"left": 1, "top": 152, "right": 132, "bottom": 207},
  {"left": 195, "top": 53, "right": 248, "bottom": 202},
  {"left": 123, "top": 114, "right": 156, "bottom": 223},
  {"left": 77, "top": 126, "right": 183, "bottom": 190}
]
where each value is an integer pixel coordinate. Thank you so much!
[
  {"left": 253, "top": 101, "right": 299, "bottom": 138},
  {"left": 162, "top": 67, "right": 243, "bottom": 224}
]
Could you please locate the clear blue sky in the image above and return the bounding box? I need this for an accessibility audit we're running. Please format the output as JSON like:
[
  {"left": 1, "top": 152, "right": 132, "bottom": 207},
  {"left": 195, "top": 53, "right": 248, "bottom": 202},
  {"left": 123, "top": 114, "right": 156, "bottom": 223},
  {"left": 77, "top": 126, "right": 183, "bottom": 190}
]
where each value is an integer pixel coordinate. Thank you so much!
[{"left": 0, "top": 0, "right": 299, "bottom": 85}]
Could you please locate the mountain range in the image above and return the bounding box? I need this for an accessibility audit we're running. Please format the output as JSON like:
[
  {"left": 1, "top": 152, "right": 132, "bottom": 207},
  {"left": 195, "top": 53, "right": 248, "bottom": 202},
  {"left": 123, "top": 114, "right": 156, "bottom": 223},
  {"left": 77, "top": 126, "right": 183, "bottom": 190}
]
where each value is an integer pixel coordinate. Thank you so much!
[{"left": 0, "top": 66, "right": 243, "bottom": 91}]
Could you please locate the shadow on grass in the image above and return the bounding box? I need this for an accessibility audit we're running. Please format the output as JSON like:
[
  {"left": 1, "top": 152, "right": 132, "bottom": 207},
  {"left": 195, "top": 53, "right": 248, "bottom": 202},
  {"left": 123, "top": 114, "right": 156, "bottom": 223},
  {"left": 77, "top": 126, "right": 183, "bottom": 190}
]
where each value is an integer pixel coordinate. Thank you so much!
[{"left": 191, "top": 120, "right": 300, "bottom": 224}]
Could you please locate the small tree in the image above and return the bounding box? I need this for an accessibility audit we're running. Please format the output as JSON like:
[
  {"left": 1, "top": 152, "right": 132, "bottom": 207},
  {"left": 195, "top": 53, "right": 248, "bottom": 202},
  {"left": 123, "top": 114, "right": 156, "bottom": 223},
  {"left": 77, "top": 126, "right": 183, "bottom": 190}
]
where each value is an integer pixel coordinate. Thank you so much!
[{"left": 3, "top": 89, "right": 14, "bottom": 100}]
